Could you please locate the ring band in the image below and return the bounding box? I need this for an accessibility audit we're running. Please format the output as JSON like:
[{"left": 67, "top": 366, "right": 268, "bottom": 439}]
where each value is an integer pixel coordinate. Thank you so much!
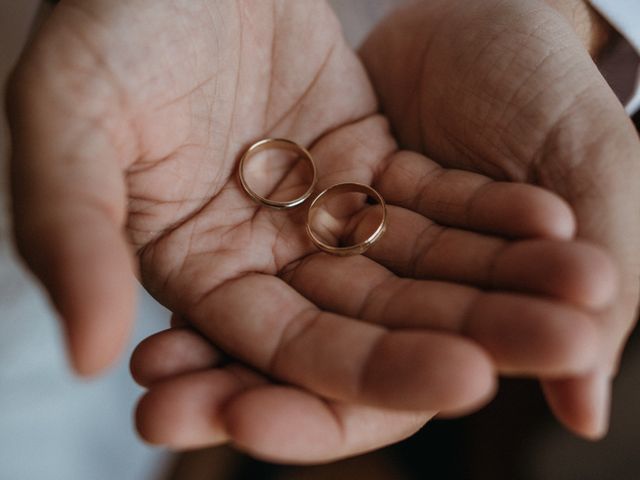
[
  {"left": 238, "top": 138, "right": 317, "bottom": 210},
  {"left": 306, "top": 182, "right": 387, "bottom": 256}
]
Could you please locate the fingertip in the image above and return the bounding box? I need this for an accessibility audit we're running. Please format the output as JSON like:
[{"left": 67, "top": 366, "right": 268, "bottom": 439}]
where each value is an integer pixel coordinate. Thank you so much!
[
  {"left": 493, "top": 240, "right": 619, "bottom": 310},
  {"left": 468, "top": 294, "right": 601, "bottom": 376},
  {"left": 134, "top": 388, "right": 208, "bottom": 449},
  {"left": 61, "top": 281, "right": 137, "bottom": 377},
  {"left": 562, "top": 242, "right": 619, "bottom": 310},
  {"left": 134, "top": 372, "right": 232, "bottom": 449},
  {"left": 66, "top": 317, "right": 133, "bottom": 378},
  {"left": 438, "top": 370, "right": 498, "bottom": 418},
  {"left": 541, "top": 373, "right": 612, "bottom": 440},
  {"left": 522, "top": 187, "right": 576, "bottom": 240},
  {"left": 61, "top": 299, "right": 134, "bottom": 378},
  {"left": 130, "top": 328, "right": 223, "bottom": 387},
  {"left": 364, "top": 332, "right": 498, "bottom": 412},
  {"left": 20, "top": 214, "right": 138, "bottom": 376},
  {"left": 443, "top": 343, "right": 498, "bottom": 412},
  {"left": 135, "top": 389, "right": 170, "bottom": 447}
]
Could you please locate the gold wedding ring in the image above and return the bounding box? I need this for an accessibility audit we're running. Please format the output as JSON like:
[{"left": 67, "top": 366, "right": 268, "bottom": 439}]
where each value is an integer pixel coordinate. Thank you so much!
[
  {"left": 238, "top": 138, "right": 317, "bottom": 209},
  {"left": 306, "top": 182, "right": 387, "bottom": 256}
]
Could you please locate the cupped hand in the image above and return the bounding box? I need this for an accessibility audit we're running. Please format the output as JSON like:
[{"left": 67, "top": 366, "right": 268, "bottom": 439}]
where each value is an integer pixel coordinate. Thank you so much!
[
  {"left": 361, "top": 0, "right": 640, "bottom": 439},
  {"left": 8, "top": 0, "right": 617, "bottom": 462}
]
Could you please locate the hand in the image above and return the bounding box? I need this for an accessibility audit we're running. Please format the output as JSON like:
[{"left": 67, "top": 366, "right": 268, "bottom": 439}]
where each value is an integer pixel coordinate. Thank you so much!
[
  {"left": 9, "top": 0, "right": 614, "bottom": 462},
  {"left": 360, "top": 0, "right": 640, "bottom": 439}
]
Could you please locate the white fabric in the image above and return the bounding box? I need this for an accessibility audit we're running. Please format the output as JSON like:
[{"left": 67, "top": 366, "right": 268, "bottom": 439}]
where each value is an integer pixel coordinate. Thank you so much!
[{"left": 590, "top": 0, "right": 640, "bottom": 113}]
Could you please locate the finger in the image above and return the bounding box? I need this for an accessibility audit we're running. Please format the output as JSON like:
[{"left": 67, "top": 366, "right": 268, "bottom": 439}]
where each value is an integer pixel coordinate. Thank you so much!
[
  {"left": 283, "top": 253, "right": 600, "bottom": 376},
  {"left": 7, "top": 39, "right": 136, "bottom": 375},
  {"left": 521, "top": 46, "right": 639, "bottom": 438},
  {"left": 362, "top": 205, "right": 616, "bottom": 308},
  {"left": 184, "top": 274, "right": 496, "bottom": 412},
  {"left": 541, "top": 372, "right": 612, "bottom": 440},
  {"left": 136, "top": 366, "right": 264, "bottom": 449},
  {"left": 374, "top": 150, "right": 576, "bottom": 239},
  {"left": 136, "top": 366, "right": 431, "bottom": 463},
  {"left": 542, "top": 301, "right": 632, "bottom": 439},
  {"left": 130, "top": 328, "right": 225, "bottom": 387},
  {"left": 224, "top": 386, "right": 429, "bottom": 464},
  {"left": 361, "top": 0, "right": 640, "bottom": 437},
  {"left": 307, "top": 121, "right": 575, "bottom": 240}
]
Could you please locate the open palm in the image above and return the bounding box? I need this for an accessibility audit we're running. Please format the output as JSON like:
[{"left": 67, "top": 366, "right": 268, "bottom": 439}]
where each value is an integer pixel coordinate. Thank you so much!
[
  {"left": 9, "top": 0, "right": 617, "bottom": 463},
  {"left": 361, "top": 0, "right": 640, "bottom": 440}
]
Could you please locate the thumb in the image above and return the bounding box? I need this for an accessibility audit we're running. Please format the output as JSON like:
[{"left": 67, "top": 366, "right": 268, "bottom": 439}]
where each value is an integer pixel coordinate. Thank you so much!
[{"left": 7, "top": 20, "right": 137, "bottom": 375}]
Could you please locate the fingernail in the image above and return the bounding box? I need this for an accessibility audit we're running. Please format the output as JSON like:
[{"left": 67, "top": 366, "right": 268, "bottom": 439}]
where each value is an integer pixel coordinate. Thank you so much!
[{"left": 590, "top": 374, "right": 612, "bottom": 440}]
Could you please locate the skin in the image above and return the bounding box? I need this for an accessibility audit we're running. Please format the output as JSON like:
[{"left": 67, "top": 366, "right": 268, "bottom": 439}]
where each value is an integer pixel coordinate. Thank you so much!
[
  {"left": 5, "top": 0, "right": 633, "bottom": 464},
  {"left": 360, "top": 0, "right": 640, "bottom": 441},
  {"left": 545, "top": 0, "right": 615, "bottom": 55}
]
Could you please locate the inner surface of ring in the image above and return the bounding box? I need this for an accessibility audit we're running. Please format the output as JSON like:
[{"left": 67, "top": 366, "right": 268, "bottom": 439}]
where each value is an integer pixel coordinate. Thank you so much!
[
  {"left": 308, "top": 183, "right": 386, "bottom": 254},
  {"left": 240, "top": 140, "right": 315, "bottom": 207}
]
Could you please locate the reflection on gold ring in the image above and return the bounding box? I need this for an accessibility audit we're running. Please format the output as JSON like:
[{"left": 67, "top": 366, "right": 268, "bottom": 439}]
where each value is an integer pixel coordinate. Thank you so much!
[
  {"left": 306, "top": 182, "right": 387, "bottom": 256},
  {"left": 238, "top": 138, "right": 317, "bottom": 210}
]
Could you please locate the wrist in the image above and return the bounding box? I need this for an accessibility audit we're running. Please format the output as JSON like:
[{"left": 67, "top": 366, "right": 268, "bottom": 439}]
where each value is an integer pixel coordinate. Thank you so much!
[{"left": 545, "top": 0, "right": 615, "bottom": 58}]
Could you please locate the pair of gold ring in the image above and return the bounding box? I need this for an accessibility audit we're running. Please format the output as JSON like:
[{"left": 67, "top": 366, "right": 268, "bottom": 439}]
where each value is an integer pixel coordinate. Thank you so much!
[{"left": 238, "top": 138, "right": 387, "bottom": 256}]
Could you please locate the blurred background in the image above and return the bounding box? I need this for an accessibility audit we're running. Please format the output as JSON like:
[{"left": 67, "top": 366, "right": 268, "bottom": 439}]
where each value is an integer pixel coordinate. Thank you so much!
[{"left": 1, "top": 1, "right": 638, "bottom": 479}]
